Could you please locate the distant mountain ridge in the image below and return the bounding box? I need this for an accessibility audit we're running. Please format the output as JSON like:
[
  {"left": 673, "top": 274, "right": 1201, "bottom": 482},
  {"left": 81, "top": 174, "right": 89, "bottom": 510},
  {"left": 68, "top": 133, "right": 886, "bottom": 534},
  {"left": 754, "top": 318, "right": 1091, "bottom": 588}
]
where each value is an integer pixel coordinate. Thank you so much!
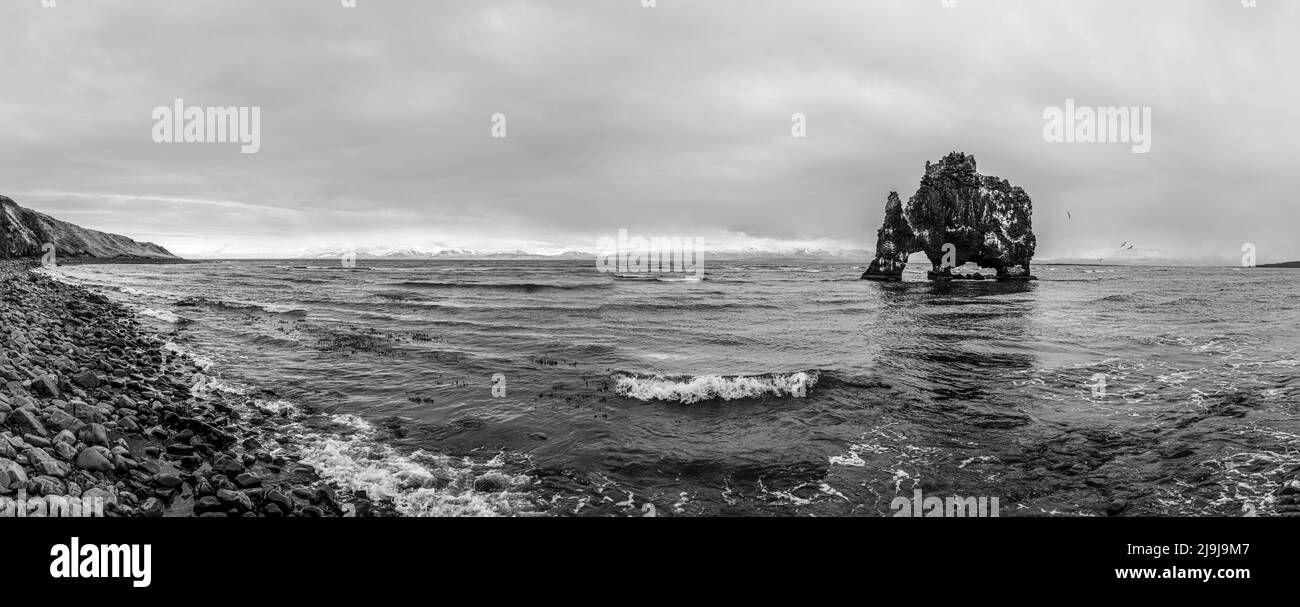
[
  {"left": 0, "top": 194, "right": 178, "bottom": 260},
  {"left": 291, "top": 244, "right": 875, "bottom": 261}
]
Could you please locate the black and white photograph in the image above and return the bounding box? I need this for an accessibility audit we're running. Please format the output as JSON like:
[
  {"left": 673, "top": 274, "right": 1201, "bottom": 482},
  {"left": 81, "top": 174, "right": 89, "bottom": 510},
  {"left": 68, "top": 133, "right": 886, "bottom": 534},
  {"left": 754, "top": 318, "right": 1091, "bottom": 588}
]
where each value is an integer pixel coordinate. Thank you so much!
[{"left": 0, "top": 0, "right": 1293, "bottom": 594}]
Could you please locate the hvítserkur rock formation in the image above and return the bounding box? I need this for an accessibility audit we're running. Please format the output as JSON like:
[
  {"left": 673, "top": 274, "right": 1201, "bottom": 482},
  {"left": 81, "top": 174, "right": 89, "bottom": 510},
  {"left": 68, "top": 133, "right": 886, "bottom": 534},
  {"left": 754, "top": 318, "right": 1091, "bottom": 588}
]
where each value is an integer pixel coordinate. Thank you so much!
[{"left": 862, "top": 152, "right": 1036, "bottom": 281}]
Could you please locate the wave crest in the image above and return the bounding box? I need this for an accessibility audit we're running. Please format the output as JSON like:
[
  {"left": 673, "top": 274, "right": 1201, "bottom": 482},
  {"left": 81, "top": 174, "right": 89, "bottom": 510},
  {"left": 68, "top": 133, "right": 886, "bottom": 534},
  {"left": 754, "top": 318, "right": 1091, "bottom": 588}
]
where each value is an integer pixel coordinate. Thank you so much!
[
  {"left": 611, "top": 370, "right": 821, "bottom": 404},
  {"left": 175, "top": 296, "right": 306, "bottom": 316},
  {"left": 390, "top": 280, "right": 609, "bottom": 292}
]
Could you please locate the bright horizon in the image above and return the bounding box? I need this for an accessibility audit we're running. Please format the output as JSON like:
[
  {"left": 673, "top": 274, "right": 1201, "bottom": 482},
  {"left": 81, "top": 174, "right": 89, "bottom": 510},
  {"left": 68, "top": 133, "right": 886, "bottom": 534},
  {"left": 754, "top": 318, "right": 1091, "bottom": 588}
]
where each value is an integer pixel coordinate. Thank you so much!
[{"left": 8, "top": 193, "right": 1293, "bottom": 266}]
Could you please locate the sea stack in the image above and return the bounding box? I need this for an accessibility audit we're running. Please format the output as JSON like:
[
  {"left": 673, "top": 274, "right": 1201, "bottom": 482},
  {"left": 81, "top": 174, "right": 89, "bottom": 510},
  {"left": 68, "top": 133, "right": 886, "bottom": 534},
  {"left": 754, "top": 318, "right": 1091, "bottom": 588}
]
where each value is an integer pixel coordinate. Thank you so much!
[{"left": 862, "top": 152, "right": 1036, "bottom": 281}]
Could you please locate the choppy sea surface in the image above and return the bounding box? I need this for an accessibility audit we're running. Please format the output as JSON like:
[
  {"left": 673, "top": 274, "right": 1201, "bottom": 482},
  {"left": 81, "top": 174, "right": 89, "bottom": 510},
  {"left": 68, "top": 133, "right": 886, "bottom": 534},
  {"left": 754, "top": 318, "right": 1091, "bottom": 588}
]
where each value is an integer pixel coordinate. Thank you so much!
[{"left": 49, "top": 260, "right": 1300, "bottom": 517}]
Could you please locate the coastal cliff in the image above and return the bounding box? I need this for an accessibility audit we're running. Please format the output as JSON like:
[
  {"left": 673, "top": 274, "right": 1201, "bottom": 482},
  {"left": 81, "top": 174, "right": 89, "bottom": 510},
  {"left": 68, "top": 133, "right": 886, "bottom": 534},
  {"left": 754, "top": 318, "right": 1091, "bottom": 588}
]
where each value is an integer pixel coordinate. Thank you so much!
[
  {"left": 862, "top": 153, "right": 1036, "bottom": 281},
  {"left": 0, "top": 195, "right": 178, "bottom": 260}
]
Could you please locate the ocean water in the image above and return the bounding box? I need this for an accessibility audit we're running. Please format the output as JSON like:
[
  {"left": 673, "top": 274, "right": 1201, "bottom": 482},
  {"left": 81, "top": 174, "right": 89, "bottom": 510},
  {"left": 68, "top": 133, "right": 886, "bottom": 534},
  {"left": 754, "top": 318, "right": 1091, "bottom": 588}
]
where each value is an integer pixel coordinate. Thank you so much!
[{"left": 48, "top": 261, "right": 1300, "bottom": 516}]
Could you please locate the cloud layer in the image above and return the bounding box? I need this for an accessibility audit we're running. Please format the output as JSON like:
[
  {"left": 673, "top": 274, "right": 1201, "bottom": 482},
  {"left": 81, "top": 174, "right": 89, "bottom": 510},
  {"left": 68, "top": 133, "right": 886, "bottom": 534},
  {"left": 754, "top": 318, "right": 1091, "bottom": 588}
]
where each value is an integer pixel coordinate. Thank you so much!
[{"left": 1, "top": 0, "right": 1295, "bottom": 262}]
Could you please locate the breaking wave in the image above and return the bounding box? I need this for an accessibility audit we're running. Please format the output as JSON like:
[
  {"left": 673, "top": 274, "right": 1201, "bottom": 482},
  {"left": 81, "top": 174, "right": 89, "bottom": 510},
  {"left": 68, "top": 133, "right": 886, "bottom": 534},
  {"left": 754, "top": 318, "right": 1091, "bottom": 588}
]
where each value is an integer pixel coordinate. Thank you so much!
[
  {"left": 390, "top": 280, "right": 609, "bottom": 292},
  {"left": 293, "top": 416, "right": 535, "bottom": 517},
  {"left": 611, "top": 370, "right": 822, "bottom": 404},
  {"left": 174, "top": 296, "right": 307, "bottom": 316},
  {"left": 138, "top": 307, "right": 188, "bottom": 324},
  {"left": 177, "top": 342, "right": 534, "bottom": 517}
]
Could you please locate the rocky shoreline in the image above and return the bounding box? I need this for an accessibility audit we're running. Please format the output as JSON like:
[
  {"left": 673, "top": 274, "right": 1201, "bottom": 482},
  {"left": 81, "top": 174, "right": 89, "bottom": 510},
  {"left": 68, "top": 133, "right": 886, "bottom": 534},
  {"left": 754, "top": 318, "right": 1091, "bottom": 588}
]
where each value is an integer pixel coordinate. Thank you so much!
[{"left": 0, "top": 260, "right": 356, "bottom": 517}]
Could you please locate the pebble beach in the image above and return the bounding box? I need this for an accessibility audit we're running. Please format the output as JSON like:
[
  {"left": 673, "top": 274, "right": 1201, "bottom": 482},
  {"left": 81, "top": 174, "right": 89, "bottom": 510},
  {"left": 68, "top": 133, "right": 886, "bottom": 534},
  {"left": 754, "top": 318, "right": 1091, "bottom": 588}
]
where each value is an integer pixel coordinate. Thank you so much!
[{"left": 0, "top": 260, "right": 353, "bottom": 517}]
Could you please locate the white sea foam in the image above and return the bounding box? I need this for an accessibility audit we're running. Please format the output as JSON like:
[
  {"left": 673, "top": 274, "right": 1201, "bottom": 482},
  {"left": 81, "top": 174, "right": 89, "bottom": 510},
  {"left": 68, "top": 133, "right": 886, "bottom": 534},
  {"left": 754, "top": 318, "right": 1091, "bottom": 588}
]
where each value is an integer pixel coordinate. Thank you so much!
[
  {"left": 203, "top": 378, "right": 247, "bottom": 396},
  {"left": 254, "top": 399, "right": 300, "bottom": 415},
  {"left": 162, "top": 342, "right": 215, "bottom": 371},
  {"left": 612, "top": 370, "right": 820, "bottom": 404},
  {"left": 260, "top": 303, "right": 307, "bottom": 315},
  {"left": 192, "top": 383, "right": 534, "bottom": 516},
  {"left": 117, "top": 285, "right": 176, "bottom": 299},
  {"left": 828, "top": 451, "right": 867, "bottom": 467},
  {"left": 160, "top": 333, "right": 535, "bottom": 517},
  {"left": 138, "top": 307, "right": 185, "bottom": 324},
  {"left": 829, "top": 440, "right": 888, "bottom": 468},
  {"left": 292, "top": 416, "right": 534, "bottom": 517}
]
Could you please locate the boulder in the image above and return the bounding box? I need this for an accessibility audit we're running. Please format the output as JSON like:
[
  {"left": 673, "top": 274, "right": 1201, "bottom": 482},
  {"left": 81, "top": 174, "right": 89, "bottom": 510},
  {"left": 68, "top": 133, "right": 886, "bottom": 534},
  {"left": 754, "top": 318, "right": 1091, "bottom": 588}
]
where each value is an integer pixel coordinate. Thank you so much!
[
  {"left": 8, "top": 408, "right": 47, "bottom": 437},
  {"left": 265, "top": 489, "right": 293, "bottom": 513},
  {"left": 0, "top": 457, "right": 27, "bottom": 490},
  {"left": 53, "top": 441, "right": 77, "bottom": 460},
  {"left": 76, "top": 423, "right": 109, "bottom": 446},
  {"left": 212, "top": 454, "right": 244, "bottom": 476},
  {"left": 29, "top": 475, "right": 66, "bottom": 496},
  {"left": 139, "top": 497, "right": 164, "bottom": 517},
  {"left": 194, "top": 495, "right": 223, "bottom": 514},
  {"left": 32, "top": 375, "right": 60, "bottom": 398},
  {"left": 25, "top": 448, "right": 69, "bottom": 477},
  {"left": 216, "top": 488, "right": 253, "bottom": 512},
  {"left": 153, "top": 472, "right": 183, "bottom": 489},
  {"left": 44, "top": 408, "right": 83, "bottom": 432},
  {"left": 68, "top": 400, "right": 103, "bottom": 423},
  {"left": 81, "top": 487, "right": 117, "bottom": 509},
  {"left": 75, "top": 447, "right": 113, "bottom": 473},
  {"left": 72, "top": 370, "right": 101, "bottom": 390}
]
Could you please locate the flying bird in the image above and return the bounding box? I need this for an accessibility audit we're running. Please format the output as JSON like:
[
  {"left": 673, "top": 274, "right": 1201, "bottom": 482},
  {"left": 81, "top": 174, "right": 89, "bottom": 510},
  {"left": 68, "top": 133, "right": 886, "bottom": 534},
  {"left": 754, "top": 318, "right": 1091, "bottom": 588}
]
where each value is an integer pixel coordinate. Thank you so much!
[
  {"left": 1067, "top": 211, "right": 1072, "bottom": 220},
  {"left": 1127, "top": 245, "right": 1135, "bottom": 250}
]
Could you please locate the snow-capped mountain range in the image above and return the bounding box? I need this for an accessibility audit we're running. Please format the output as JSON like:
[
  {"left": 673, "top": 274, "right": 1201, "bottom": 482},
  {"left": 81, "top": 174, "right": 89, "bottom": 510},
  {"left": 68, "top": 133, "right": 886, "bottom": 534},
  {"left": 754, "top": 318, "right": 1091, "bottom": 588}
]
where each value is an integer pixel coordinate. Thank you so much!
[{"left": 290, "top": 245, "right": 875, "bottom": 261}]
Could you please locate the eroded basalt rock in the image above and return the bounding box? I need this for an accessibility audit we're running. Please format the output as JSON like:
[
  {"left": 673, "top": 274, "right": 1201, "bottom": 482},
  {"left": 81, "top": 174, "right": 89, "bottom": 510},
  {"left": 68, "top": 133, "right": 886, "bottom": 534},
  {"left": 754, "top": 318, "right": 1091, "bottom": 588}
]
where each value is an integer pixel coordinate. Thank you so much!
[
  {"left": 862, "top": 152, "right": 1036, "bottom": 281},
  {"left": 861, "top": 192, "right": 914, "bottom": 281}
]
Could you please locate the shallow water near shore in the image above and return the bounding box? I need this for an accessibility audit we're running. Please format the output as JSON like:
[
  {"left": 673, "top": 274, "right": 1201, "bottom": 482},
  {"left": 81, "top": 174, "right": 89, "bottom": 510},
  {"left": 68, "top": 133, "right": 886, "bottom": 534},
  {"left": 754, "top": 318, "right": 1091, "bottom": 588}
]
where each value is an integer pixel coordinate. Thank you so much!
[{"left": 46, "top": 260, "right": 1300, "bottom": 516}]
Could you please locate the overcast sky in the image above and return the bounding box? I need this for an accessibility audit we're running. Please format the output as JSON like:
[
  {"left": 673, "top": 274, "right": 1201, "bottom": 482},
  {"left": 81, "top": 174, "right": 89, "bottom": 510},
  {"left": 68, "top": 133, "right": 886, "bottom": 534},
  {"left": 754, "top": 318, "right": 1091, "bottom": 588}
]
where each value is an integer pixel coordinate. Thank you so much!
[{"left": 1, "top": 0, "right": 1296, "bottom": 262}]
